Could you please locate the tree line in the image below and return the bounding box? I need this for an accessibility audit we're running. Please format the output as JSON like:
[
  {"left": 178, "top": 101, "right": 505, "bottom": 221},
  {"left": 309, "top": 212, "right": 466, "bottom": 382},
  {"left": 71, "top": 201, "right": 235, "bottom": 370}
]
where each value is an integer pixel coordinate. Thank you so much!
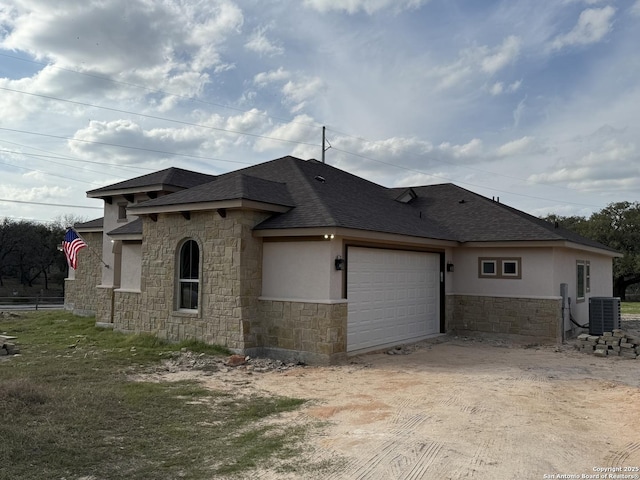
[{"left": 0, "top": 216, "right": 84, "bottom": 293}]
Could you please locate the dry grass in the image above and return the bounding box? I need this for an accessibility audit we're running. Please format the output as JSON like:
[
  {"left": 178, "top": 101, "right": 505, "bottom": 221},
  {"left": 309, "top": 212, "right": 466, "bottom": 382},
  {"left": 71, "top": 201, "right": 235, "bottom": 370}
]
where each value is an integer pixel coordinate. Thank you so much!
[{"left": 0, "top": 311, "right": 315, "bottom": 480}]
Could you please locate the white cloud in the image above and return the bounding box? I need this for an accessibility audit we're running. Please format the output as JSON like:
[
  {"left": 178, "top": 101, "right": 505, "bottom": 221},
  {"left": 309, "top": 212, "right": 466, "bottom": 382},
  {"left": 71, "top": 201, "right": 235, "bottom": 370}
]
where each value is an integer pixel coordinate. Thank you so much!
[
  {"left": 430, "top": 36, "right": 521, "bottom": 90},
  {"left": 0, "top": 183, "right": 72, "bottom": 203},
  {"left": 489, "top": 82, "right": 504, "bottom": 96},
  {"left": 0, "top": 0, "right": 243, "bottom": 110},
  {"left": 550, "top": 6, "right": 616, "bottom": 50},
  {"left": 513, "top": 96, "right": 527, "bottom": 128},
  {"left": 68, "top": 119, "right": 211, "bottom": 164},
  {"left": 481, "top": 36, "right": 521, "bottom": 74},
  {"left": 282, "top": 77, "right": 326, "bottom": 112},
  {"left": 245, "top": 25, "right": 284, "bottom": 56},
  {"left": 631, "top": 0, "right": 640, "bottom": 16},
  {"left": 527, "top": 140, "right": 639, "bottom": 191},
  {"left": 253, "top": 115, "right": 318, "bottom": 152},
  {"left": 496, "top": 136, "right": 540, "bottom": 157},
  {"left": 302, "top": 0, "right": 427, "bottom": 15},
  {"left": 254, "top": 67, "right": 291, "bottom": 86},
  {"left": 508, "top": 80, "right": 522, "bottom": 92},
  {"left": 438, "top": 138, "right": 483, "bottom": 159}
]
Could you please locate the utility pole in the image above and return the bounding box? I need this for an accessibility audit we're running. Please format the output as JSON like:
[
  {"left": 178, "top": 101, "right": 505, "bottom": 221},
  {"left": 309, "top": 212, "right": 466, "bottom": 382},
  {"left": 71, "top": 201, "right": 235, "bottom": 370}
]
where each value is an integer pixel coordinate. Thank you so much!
[{"left": 322, "top": 126, "right": 331, "bottom": 163}]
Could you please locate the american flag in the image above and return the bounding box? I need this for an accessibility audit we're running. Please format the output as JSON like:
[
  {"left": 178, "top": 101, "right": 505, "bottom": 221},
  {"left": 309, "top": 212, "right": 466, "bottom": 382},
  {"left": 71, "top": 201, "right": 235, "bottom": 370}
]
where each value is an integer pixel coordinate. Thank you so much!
[{"left": 63, "top": 229, "right": 88, "bottom": 270}]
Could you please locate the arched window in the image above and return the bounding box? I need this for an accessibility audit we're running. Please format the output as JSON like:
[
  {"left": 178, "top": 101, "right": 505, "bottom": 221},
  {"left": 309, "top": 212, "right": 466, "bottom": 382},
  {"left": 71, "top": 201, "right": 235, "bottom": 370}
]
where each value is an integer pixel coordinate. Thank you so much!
[{"left": 178, "top": 240, "right": 199, "bottom": 310}]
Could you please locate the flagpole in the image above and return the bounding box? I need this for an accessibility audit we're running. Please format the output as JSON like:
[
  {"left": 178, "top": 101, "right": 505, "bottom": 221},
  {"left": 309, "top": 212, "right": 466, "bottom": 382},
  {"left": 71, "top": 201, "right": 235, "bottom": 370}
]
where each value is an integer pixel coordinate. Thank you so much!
[{"left": 67, "top": 227, "right": 110, "bottom": 269}]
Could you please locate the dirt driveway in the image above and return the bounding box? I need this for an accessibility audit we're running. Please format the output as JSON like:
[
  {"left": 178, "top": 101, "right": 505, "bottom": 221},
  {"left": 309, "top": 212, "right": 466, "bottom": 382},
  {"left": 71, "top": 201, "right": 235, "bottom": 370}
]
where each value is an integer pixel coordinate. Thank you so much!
[{"left": 161, "top": 323, "right": 640, "bottom": 479}]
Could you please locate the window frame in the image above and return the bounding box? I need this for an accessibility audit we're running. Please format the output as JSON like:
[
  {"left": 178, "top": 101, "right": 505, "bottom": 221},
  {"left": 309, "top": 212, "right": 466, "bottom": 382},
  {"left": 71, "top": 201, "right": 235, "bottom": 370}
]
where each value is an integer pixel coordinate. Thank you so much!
[
  {"left": 480, "top": 259, "right": 497, "bottom": 277},
  {"left": 176, "top": 239, "right": 201, "bottom": 312},
  {"left": 576, "top": 260, "right": 586, "bottom": 303},
  {"left": 478, "top": 257, "right": 522, "bottom": 279},
  {"left": 117, "top": 202, "right": 128, "bottom": 222}
]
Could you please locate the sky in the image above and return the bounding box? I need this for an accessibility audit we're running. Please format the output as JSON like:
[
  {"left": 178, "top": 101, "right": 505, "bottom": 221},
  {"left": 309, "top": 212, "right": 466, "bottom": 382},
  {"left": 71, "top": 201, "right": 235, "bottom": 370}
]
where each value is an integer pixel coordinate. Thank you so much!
[{"left": 1, "top": 0, "right": 639, "bottom": 225}]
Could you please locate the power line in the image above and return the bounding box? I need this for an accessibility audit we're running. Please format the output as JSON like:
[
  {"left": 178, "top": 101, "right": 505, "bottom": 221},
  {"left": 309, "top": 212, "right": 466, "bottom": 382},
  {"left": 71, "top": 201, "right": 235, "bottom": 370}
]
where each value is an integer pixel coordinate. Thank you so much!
[
  {"left": 0, "top": 139, "right": 154, "bottom": 173},
  {"left": 0, "top": 52, "right": 322, "bottom": 130},
  {"left": 0, "top": 127, "right": 255, "bottom": 166},
  {"left": 330, "top": 146, "right": 606, "bottom": 209},
  {"left": 324, "top": 126, "right": 588, "bottom": 196},
  {"left": 0, "top": 143, "right": 136, "bottom": 183},
  {"left": 0, "top": 86, "right": 320, "bottom": 149},
  {"left": 0, "top": 198, "right": 101, "bottom": 209}
]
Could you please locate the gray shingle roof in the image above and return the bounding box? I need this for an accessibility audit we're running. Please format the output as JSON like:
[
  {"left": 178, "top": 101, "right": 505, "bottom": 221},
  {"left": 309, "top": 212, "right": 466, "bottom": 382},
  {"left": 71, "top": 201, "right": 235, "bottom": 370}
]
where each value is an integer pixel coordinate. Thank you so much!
[
  {"left": 87, "top": 167, "right": 216, "bottom": 196},
  {"left": 88, "top": 156, "right": 617, "bottom": 253},
  {"left": 108, "top": 218, "right": 142, "bottom": 236},
  {"left": 132, "top": 173, "right": 294, "bottom": 209},
  {"left": 74, "top": 217, "right": 104, "bottom": 230}
]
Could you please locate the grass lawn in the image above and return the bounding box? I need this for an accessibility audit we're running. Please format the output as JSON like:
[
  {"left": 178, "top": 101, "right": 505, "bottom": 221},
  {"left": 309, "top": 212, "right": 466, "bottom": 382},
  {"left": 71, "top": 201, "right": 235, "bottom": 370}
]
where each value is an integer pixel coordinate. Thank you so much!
[
  {"left": 621, "top": 301, "right": 640, "bottom": 315},
  {"left": 0, "top": 312, "right": 318, "bottom": 480}
]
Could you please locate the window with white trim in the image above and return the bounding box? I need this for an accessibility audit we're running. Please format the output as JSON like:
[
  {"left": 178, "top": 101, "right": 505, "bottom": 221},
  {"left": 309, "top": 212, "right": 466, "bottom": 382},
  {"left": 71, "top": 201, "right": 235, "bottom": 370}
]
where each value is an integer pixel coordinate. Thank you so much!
[
  {"left": 178, "top": 239, "right": 199, "bottom": 310},
  {"left": 480, "top": 259, "right": 497, "bottom": 276},
  {"left": 479, "top": 257, "right": 522, "bottom": 279},
  {"left": 586, "top": 261, "right": 591, "bottom": 293}
]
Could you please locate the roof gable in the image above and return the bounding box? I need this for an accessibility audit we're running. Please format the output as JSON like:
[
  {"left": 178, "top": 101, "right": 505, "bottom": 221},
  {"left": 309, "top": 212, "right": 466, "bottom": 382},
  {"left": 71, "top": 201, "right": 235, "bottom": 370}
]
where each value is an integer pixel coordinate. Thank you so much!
[
  {"left": 89, "top": 156, "right": 618, "bottom": 254},
  {"left": 131, "top": 173, "right": 295, "bottom": 209},
  {"left": 87, "top": 167, "right": 216, "bottom": 198}
]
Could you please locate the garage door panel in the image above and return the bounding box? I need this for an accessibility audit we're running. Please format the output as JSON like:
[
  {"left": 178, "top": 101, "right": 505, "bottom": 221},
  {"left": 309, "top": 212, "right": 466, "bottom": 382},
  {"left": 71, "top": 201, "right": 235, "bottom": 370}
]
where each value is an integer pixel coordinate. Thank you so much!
[{"left": 347, "top": 247, "right": 441, "bottom": 352}]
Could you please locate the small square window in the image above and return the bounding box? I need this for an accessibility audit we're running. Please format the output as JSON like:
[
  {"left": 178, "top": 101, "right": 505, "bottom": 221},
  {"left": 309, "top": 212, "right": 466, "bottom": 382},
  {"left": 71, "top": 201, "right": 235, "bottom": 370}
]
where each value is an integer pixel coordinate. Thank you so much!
[
  {"left": 481, "top": 260, "right": 496, "bottom": 276},
  {"left": 479, "top": 257, "right": 521, "bottom": 279},
  {"left": 502, "top": 260, "right": 518, "bottom": 276}
]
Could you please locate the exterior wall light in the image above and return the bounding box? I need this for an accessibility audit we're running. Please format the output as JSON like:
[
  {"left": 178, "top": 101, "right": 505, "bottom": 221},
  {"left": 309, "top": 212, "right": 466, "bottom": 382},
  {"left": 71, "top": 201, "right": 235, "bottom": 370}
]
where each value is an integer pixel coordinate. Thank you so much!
[
  {"left": 447, "top": 261, "right": 455, "bottom": 272},
  {"left": 335, "top": 255, "right": 344, "bottom": 270},
  {"left": 324, "top": 234, "right": 335, "bottom": 239}
]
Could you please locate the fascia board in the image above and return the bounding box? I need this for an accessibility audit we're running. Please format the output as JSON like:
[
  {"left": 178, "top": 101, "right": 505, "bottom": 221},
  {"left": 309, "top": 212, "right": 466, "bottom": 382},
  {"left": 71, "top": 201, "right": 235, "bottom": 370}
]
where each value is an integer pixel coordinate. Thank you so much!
[
  {"left": 255, "top": 226, "right": 458, "bottom": 248},
  {"left": 127, "top": 199, "right": 291, "bottom": 215}
]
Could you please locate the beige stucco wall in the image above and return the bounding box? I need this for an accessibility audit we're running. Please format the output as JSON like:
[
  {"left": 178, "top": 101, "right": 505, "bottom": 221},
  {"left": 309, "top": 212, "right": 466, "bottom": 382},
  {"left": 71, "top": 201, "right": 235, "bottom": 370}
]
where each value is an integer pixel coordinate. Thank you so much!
[
  {"left": 100, "top": 193, "right": 144, "bottom": 287},
  {"left": 261, "top": 238, "right": 345, "bottom": 301},
  {"left": 445, "top": 244, "right": 614, "bottom": 340},
  {"left": 64, "top": 231, "right": 102, "bottom": 316},
  {"left": 119, "top": 241, "right": 142, "bottom": 291},
  {"left": 450, "top": 246, "right": 556, "bottom": 297},
  {"left": 551, "top": 248, "right": 614, "bottom": 328}
]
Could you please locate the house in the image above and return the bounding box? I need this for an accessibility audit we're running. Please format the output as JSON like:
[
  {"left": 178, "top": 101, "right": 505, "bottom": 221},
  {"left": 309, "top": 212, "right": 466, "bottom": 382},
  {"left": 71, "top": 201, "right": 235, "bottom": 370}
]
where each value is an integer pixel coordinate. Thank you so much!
[{"left": 65, "top": 155, "right": 619, "bottom": 364}]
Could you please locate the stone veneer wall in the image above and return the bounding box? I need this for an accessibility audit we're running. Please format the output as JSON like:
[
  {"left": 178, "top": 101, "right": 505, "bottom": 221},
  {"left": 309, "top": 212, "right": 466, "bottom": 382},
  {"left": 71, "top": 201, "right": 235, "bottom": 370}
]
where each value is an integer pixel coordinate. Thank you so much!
[
  {"left": 94, "top": 286, "right": 115, "bottom": 325},
  {"left": 112, "top": 291, "right": 142, "bottom": 331},
  {"left": 446, "top": 294, "right": 561, "bottom": 342},
  {"left": 114, "top": 209, "right": 269, "bottom": 350},
  {"left": 256, "top": 300, "right": 348, "bottom": 364},
  {"left": 64, "top": 231, "right": 102, "bottom": 316}
]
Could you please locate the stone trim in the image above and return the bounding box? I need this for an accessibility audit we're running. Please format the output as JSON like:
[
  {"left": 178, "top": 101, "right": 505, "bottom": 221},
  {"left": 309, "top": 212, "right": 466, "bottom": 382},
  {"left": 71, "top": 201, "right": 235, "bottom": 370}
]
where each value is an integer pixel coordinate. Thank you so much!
[
  {"left": 258, "top": 297, "right": 348, "bottom": 305},
  {"left": 447, "top": 294, "right": 561, "bottom": 342},
  {"left": 257, "top": 299, "right": 348, "bottom": 365}
]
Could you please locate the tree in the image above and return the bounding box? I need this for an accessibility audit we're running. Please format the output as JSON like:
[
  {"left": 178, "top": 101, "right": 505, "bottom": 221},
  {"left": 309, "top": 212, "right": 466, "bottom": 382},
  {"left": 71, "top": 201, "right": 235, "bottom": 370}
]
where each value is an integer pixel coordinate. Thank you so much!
[
  {"left": 587, "top": 202, "right": 640, "bottom": 300},
  {"left": 544, "top": 202, "right": 640, "bottom": 300},
  {"left": 0, "top": 218, "right": 68, "bottom": 291}
]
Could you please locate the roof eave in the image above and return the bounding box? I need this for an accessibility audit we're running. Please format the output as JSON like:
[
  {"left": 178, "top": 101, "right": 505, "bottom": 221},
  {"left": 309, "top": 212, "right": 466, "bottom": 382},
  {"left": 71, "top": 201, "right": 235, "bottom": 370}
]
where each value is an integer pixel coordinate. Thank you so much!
[
  {"left": 461, "top": 240, "right": 622, "bottom": 257},
  {"left": 75, "top": 226, "right": 103, "bottom": 233},
  {"left": 127, "top": 199, "right": 292, "bottom": 215},
  {"left": 255, "top": 226, "right": 458, "bottom": 248},
  {"left": 87, "top": 184, "right": 182, "bottom": 199},
  {"left": 107, "top": 233, "right": 142, "bottom": 241}
]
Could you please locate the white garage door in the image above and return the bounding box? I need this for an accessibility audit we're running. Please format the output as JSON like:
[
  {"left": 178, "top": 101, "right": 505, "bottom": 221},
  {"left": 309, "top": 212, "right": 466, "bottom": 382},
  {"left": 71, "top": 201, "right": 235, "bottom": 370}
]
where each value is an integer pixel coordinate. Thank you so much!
[{"left": 347, "top": 247, "right": 441, "bottom": 352}]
